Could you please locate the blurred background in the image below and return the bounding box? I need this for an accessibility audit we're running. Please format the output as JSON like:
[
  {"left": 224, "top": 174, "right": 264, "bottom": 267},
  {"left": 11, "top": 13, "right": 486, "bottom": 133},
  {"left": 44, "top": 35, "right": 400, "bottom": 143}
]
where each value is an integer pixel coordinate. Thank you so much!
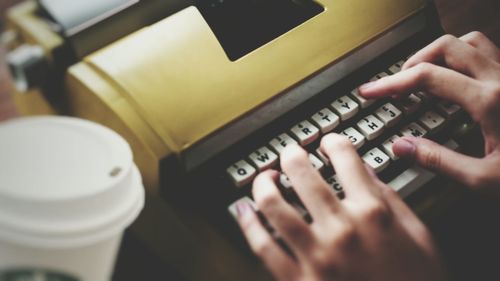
[{"left": 1, "top": 0, "right": 498, "bottom": 44}]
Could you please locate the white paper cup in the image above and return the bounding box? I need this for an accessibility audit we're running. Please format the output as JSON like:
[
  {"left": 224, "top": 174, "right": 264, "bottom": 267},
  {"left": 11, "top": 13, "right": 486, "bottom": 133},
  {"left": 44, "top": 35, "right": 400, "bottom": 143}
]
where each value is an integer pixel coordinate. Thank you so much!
[{"left": 0, "top": 116, "right": 145, "bottom": 281}]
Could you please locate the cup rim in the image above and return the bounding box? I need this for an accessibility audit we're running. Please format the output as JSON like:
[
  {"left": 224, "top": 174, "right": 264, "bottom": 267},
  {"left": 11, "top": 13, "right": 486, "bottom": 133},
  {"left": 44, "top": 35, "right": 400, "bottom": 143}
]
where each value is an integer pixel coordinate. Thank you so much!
[{"left": 0, "top": 117, "right": 145, "bottom": 248}]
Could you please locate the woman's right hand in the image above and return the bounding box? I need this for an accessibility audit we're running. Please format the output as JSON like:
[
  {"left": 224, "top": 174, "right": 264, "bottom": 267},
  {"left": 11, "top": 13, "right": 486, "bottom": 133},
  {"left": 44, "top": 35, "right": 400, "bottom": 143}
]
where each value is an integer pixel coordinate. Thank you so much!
[{"left": 359, "top": 31, "right": 500, "bottom": 193}]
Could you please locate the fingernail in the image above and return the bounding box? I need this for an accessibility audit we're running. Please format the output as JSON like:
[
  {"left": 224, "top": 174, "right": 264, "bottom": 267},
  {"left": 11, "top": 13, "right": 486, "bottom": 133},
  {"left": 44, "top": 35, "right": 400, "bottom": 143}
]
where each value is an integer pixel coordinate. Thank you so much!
[
  {"left": 359, "top": 81, "right": 379, "bottom": 91},
  {"left": 236, "top": 200, "right": 253, "bottom": 219},
  {"left": 394, "top": 139, "right": 417, "bottom": 157},
  {"left": 281, "top": 143, "right": 304, "bottom": 158}
]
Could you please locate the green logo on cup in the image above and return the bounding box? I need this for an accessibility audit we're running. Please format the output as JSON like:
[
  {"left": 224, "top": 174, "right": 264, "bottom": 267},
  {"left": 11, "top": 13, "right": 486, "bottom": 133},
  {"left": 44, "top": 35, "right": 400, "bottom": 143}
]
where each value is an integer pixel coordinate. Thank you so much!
[{"left": 0, "top": 269, "right": 79, "bottom": 281}]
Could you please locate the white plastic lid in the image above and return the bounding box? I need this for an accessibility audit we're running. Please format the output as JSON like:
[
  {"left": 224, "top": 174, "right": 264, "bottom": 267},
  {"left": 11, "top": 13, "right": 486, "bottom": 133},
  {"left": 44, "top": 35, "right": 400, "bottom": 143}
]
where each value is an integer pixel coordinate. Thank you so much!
[{"left": 0, "top": 117, "right": 144, "bottom": 248}]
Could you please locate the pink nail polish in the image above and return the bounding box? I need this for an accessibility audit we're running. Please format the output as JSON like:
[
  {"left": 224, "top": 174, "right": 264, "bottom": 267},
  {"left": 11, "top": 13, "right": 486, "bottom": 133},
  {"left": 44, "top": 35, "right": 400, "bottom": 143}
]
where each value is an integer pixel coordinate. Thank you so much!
[{"left": 236, "top": 201, "right": 253, "bottom": 219}]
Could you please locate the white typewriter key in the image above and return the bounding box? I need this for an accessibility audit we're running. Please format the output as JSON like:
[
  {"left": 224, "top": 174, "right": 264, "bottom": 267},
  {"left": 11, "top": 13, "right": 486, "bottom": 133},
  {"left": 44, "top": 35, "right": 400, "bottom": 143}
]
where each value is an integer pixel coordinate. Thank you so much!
[
  {"left": 356, "top": 115, "right": 385, "bottom": 141},
  {"left": 309, "top": 153, "right": 325, "bottom": 171},
  {"left": 389, "top": 60, "right": 405, "bottom": 74},
  {"left": 419, "top": 110, "right": 446, "bottom": 132},
  {"left": 382, "top": 135, "right": 401, "bottom": 160},
  {"left": 228, "top": 197, "right": 256, "bottom": 219},
  {"left": 227, "top": 160, "right": 257, "bottom": 188},
  {"left": 370, "top": 72, "right": 389, "bottom": 81},
  {"left": 363, "top": 148, "right": 391, "bottom": 173},
  {"left": 389, "top": 140, "right": 460, "bottom": 198},
  {"left": 291, "top": 121, "right": 320, "bottom": 146},
  {"left": 416, "top": 91, "right": 432, "bottom": 101},
  {"left": 375, "top": 102, "right": 403, "bottom": 127},
  {"left": 399, "top": 94, "right": 422, "bottom": 114},
  {"left": 437, "top": 100, "right": 461, "bottom": 117},
  {"left": 401, "top": 122, "right": 428, "bottom": 138},
  {"left": 326, "top": 175, "right": 344, "bottom": 195},
  {"left": 311, "top": 108, "right": 340, "bottom": 133},
  {"left": 350, "top": 88, "right": 375, "bottom": 108},
  {"left": 341, "top": 127, "right": 366, "bottom": 149},
  {"left": 269, "top": 133, "right": 298, "bottom": 154},
  {"left": 249, "top": 147, "right": 278, "bottom": 171},
  {"left": 280, "top": 173, "right": 293, "bottom": 189},
  {"left": 315, "top": 148, "right": 330, "bottom": 166},
  {"left": 331, "top": 95, "right": 359, "bottom": 121}
]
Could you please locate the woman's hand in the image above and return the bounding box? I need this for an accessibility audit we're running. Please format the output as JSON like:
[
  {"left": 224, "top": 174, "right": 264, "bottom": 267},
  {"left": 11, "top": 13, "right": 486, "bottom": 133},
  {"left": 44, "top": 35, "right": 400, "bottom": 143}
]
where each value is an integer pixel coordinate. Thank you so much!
[
  {"left": 0, "top": 46, "right": 18, "bottom": 121},
  {"left": 359, "top": 32, "right": 500, "bottom": 191},
  {"left": 235, "top": 136, "right": 446, "bottom": 281}
]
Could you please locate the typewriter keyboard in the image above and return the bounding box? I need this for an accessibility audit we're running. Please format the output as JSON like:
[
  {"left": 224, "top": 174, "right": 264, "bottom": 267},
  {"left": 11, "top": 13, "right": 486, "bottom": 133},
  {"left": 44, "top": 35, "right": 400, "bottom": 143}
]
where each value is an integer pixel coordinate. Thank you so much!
[{"left": 226, "top": 56, "right": 463, "bottom": 217}]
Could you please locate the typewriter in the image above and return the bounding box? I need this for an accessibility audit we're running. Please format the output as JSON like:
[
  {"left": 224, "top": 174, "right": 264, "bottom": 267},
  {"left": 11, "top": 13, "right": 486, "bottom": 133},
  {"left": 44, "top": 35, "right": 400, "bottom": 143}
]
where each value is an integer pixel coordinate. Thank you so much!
[{"left": 4, "top": 0, "right": 477, "bottom": 280}]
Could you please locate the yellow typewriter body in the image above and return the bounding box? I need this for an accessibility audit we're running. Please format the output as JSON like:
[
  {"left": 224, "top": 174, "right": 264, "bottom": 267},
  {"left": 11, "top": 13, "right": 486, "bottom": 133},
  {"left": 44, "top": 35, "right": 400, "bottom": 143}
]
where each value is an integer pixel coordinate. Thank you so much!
[
  {"left": 5, "top": 1, "right": 457, "bottom": 281},
  {"left": 67, "top": 0, "right": 426, "bottom": 189}
]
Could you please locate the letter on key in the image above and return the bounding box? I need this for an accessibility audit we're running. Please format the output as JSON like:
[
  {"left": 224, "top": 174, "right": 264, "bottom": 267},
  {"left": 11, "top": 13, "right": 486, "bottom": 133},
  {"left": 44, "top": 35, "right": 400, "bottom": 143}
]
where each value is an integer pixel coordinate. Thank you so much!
[
  {"left": 331, "top": 95, "right": 359, "bottom": 121},
  {"left": 249, "top": 147, "right": 278, "bottom": 171},
  {"left": 375, "top": 103, "right": 402, "bottom": 127},
  {"left": 291, "top": 121, "right": 320, "bottom": 146},
  {"left": 227, "top": 160, "right": 257, "bottom": 188},
  {"left": 269, "top": 133, "right": 298, "bottom": 154},
  {"left": 357, "top": 115, "right": 385, "bottom": 141},
  {"left": 401, "top": 122, "right": 427, "bottom": 138},
  {"left": 363, "top": 148, "right": 391, "bottom": 173},
  {"left": 341, "top": 127, "right": 366, "bottom": 149},
  {"left": 326, "top": 175, "right": 345, "bottom": 198},
  {"left": 311, "top": 108, "right": 340, "bottom": 133}
]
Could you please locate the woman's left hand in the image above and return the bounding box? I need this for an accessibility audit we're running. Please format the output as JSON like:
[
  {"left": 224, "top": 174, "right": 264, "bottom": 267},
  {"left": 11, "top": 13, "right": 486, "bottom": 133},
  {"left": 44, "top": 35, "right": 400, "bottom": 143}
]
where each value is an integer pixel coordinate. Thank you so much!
[{"left": 235, "top": 134, "right": 447, "bottom": 281}]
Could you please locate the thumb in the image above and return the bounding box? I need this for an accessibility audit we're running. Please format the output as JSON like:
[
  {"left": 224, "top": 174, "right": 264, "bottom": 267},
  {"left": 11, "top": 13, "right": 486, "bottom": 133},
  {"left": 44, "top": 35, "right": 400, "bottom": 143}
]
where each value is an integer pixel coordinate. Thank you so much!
[{"left": 393, "top": 137, "right": 486, "bottom": 188}]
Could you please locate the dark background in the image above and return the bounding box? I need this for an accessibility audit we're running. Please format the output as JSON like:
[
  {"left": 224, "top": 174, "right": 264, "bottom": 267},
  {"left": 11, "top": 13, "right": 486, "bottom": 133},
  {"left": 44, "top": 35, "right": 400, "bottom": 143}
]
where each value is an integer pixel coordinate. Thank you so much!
[{"left": 1, "top": 0, "right": 500, "bottom": 280}]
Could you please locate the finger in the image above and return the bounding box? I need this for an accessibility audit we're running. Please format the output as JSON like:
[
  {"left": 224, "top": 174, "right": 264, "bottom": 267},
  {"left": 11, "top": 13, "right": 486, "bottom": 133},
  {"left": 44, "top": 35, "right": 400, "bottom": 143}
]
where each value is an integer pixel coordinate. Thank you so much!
[
  {"left": 235, "top": 199, "right": 301, "bottom": 281},
  {"left": 280, "top": 145, "right": 341, "bottom": 221},
  {"left": 378, "top": 183, "right": 437, "bottom": 255},
  {"left": 403, "top": 34, "right": 494, "bottom": 79},
  {"left": 364, "top": 163, "right": 378, "bottom": 179},
  {"left": 253, "top": 170, "right": 315, "bottom": 252},
  {"left": 359, "top": 63, "right": 482, "bottom": 116},
  {"left": 320, "top": 134, "right": 381, "bottom": 201},
  {"left": 460, "top": 31, "right": 500, "bottom": 63},
  {"left": 393, "top": 137, "right": 488, "bottom": 188},
  {"left": 363, "top": 165, "right": 436, "bottom": 254}
]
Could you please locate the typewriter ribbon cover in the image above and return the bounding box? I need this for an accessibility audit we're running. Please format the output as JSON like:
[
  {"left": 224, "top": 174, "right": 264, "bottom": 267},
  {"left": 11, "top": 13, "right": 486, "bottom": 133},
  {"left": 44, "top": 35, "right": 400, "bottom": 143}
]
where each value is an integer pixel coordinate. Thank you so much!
[{"left": 66, "top": 0, "right": 426, "bottom": 190}]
